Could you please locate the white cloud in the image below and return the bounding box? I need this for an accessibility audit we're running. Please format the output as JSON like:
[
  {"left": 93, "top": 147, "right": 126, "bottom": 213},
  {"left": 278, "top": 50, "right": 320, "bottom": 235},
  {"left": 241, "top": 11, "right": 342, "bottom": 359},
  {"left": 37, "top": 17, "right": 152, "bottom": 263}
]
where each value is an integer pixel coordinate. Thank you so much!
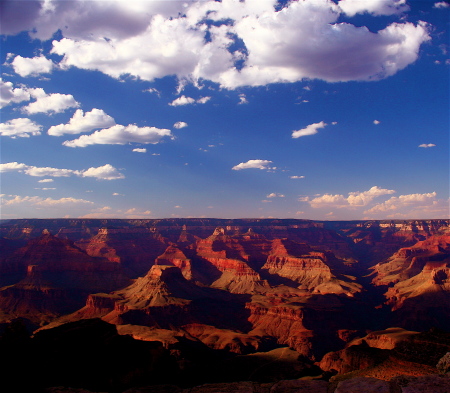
[
  {"left": 169, "top": 96, "right": 211, "bottom": 106},
  {"left": 309, "top": 194, "right": 349, "bottom": 209},
  {"left": 173, "top": 121, "right": 188, "bottom": 129},
  {"left": 292, "top": 121, "right": 327, "bottom": 139},
  {"left": 132, "top": 148, "right": 147, "bottom": 153},
  {"left": 81, "top": 164, "right": 125, "bottom": 180},
  {"left": 347, "top": 186, "right": 396, "bottom": 206},
  {"left": 1, "top": 162, "right": 124, "bottom": 180},
  {"left": 143, "top": 87, "right": 161, "bottom": 95},
  {"left": 11, "top": 55, "right": 54, "bottom": 77},
  {"left": 0, "top": 79, "right": 31, "bottom": 108},
  {"left": 25, "top": 166, "right": 77, "bottom": 177},
  {"left": 238, "top": 94, "right": 248, "bottom": 105},
  {"left": 0, "top": 162, "right": 29, "bottom": 172},
  {"left": 112, "top": 193, "right": 123, "bottom": 196},
  {"left": 0, "top": 118, "right": 42, "bottom": 138},
  {"left": 197, "top": 96, "right": 211, "bottom": 104},
  {"left": 3, "top": 1, "right": 430, "bottom": 89},
  {"left": 232, "top": 159, "right": 273, "bottom": 171},
  {"left": 22, "top": 88, "right": 79, "bottom": 114},
  {"left": 364, "top": 192, "right": 438, "bottom": 215},
  {"left": 37, "top": 197, "right": 93, "bottom": 207},
  {"left": 266, "top": 193, "right": 285, "bottom": 198},
  {"left": 338, "top": 0, "right": 409, "bottom": 17},
  {"left": 48, "top": 108, "right": 115, "bottom": 136},
  {"left": 38, "top": 179, "right": 54, "bottom": 183},
  {"left": 434, "top": 2, "right": 450, "bottom": 9},
  {"left": 217, "top": 1, "right": 429, "bottom": 88},
  {"left": 169, "top": 95, "right": 196, "bottom": 106},
  {"left": 309, "top": 186, "right": 395, "bottom": 208},
  {"left": 1, "top": 194, "right": 93, "bottom": 207},
  {"left": 373, "top": 120, "right": 381, "bottom": 125},
  {"left": 419, "top": 143, "right": 436, "bottom": 148},
  {"left": 62, "top": 124, "right": 172, "bottom": 147},
  {"left": 290, "top": 175, "right": 305, "bottom": 179}
]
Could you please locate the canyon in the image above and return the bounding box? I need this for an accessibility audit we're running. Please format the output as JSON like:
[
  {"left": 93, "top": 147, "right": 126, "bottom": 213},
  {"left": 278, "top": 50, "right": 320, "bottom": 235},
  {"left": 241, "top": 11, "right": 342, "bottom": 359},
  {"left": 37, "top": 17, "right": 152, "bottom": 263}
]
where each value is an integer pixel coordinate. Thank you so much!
[{"left": 0, "top": 218, "right": 449, "bottom": 392}]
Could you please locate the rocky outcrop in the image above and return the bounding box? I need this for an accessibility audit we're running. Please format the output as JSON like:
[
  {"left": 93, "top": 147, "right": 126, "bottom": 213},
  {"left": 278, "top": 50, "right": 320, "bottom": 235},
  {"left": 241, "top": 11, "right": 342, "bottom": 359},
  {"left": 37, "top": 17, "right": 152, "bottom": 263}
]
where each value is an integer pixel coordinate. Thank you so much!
[
  {"left": 246, "top": 293, "right": 362, "bottom": 360},
  {"left": 0, "top": 232, "right": 131, "bottom": 324},
  {"left": 262, "top": 239, "right": 361, "bottom": 296},
  {"left": 189, "top": 228, "right": 270, "bottom": 294},
  {"left": 76, "top": 227, "right": 168, "bottom": 277},
  {"left": 156, "top": 245, "right": 193, "bottom": 280},
  {"left": 319, "top": 342, "right": 390, "bottom": 374},
  {"left": 181, "top": 323, "right": 271, "bottom": 354},
  {"left": 371, "top": 232, "right": 450, "bottom": 330},
  {"left": 348, "top": 328, "right": 419, "bottom": 350},
  {"left": 66, "top": 265, "right": 250, "bottom": 333}
]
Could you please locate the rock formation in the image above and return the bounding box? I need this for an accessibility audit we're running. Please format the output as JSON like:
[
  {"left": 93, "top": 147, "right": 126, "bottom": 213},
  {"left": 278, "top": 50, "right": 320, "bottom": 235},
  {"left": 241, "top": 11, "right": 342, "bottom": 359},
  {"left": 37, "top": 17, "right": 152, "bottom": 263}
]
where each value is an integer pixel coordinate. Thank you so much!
[
  {"left": 0, "top": 218, "right": 449, "bottom": 391},
  {"left": 0, "top": 231, "right": 131, "bottom": 324},
  {"left": 371, "top": 232, "right": 450, "bottom": 330}
]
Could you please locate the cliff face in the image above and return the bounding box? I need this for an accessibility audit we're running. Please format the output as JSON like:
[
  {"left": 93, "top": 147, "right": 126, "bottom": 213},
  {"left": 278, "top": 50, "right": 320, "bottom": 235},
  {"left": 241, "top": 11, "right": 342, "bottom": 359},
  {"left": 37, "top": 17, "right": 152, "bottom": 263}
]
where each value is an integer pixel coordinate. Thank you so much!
[
  {"left": 1, "top": 218, "right": 450, "bottom": 384},
  {"left": 371, "top": 232, "right": 450, "bottom": 330},
  {"left": 0, "top": 231, "right": 131, "bottom": 324},
  {"left": 76, "top": 227, "right": 168, "bottom": 277}
]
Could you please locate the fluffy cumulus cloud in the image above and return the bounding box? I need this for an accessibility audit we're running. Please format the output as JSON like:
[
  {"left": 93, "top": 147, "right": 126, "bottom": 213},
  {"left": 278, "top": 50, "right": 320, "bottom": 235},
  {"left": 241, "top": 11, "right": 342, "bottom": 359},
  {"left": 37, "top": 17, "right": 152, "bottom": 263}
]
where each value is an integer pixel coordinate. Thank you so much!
[
  {"left": 10, "top": 55, "right": 54, "bottom": 77},
  {"left": 308, "top": 186, "right": 395, "bottom": 208},
  {"left": 0, "top": 79, "right": 31, "bottom": 108},
  {"left": 132, "top": 148, "right": 147, "bottom": 153},
  {"left": 338, "top": 0, "right": 409, "bottom": 17},
  {"left": 22, "top": 88, "right": 79, "bottom": 114},
  {"left": 0, "top": 162, "right": 124, "bottom": 180},
  {"left": 292, "top": 121, "right": 327, "bottom": 139},
  {"left": 302, "top": 186, "right": 447, "bottom": 219},
  {"left": 0, "top": 118, "right": 42, "bottom": 138},
  {"left": 81, "top": 164, "right": 125, "bottom": 180},
  {"left": 48, "top": 108, "right": 116, "bottom": 136},
  {"left": 62, "top": 124, "right": 172, "bottom": 147},
  {"left": 2, "top": 0, "right": 430, "bottom": 89},
  {"left": 364, "top": 192, "right": 442, "bottom": 217},
  {"left": 232, "top": 159, "right": 273, "bottom": 171}
]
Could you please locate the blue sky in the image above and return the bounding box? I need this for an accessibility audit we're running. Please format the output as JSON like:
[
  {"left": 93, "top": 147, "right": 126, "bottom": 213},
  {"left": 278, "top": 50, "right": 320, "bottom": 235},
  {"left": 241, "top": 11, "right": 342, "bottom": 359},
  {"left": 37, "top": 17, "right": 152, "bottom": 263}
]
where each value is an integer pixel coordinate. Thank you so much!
[{"left": 1, "top": 0, "right": 449, "bottom": 220}]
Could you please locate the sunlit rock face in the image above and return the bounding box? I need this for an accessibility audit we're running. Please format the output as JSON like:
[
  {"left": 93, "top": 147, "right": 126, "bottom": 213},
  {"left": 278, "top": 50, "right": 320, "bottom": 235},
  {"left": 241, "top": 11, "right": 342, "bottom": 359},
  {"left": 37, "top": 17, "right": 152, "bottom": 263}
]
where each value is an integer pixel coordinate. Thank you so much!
[
  {"left": 371, "top": 231, "right": 450, "bottom": 330},
  {"left": 1, "top": 218, "right": 450, "bottom": 389}
]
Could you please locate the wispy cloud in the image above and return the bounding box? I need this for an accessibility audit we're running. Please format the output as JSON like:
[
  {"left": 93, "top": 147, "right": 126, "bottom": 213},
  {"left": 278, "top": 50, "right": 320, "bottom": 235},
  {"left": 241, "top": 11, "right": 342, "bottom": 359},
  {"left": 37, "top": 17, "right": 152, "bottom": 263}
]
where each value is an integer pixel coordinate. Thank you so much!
[
  {"left": 418, "top": 143, "right": 436, "bottom": 148},
  {"left": 1, "top": 162, "right": 124, "bottom": 180},
  {"left": 292, "top": 121, "right": 327, "bottom": 139}
]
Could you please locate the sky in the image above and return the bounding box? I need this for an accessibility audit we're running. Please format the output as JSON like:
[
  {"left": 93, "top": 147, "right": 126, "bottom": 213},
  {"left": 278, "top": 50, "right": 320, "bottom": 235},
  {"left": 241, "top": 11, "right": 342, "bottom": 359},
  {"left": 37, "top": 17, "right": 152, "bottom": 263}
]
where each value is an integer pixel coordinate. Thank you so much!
[{"left": 0, "top": 0, "right": 449, "bottom": 220}]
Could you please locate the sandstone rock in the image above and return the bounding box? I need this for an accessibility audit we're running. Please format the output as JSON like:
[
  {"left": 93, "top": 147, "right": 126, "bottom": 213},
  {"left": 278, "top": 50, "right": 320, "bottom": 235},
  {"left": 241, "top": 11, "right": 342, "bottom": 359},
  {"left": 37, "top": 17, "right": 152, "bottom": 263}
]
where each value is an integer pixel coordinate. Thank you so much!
[
  {"left": 334, "top": 377, "right": 389, "bottom": 393},
  {"left": 319, "top": 342, "right": 390, "bottom": 374},
  {"left": 437, "top": 352, "right": 450, "bottom": 374}
]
